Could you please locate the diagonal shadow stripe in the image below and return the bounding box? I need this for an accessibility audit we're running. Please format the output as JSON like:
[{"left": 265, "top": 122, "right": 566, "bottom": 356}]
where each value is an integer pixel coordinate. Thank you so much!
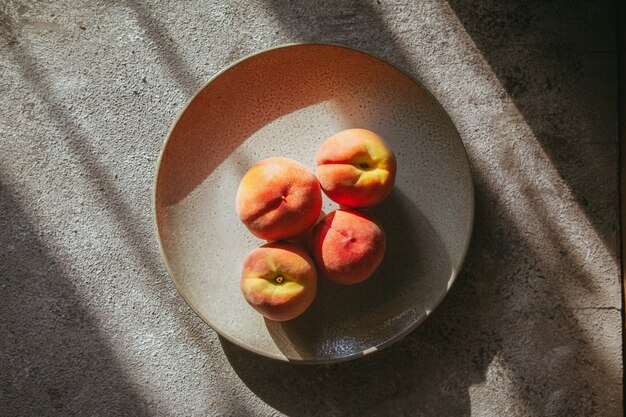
[{"left": 0, "top": 177, "right": 151, "bottom": 416}]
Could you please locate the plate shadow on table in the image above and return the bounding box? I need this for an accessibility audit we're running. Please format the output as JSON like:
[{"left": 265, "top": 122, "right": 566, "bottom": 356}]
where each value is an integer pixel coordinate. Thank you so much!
[
  {"left": 220, "top": 278, "right": 486, "bottom": 417},
  {"left": 262, "top": 188, "right": 452, "bottom": 362},
  {"left": 221, "top": 175, "right": 619, "bottom": 416}
]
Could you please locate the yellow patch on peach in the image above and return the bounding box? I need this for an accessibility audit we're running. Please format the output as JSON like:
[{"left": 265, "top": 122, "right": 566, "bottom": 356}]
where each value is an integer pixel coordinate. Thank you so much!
[{"left": 240, "top": 242, "right": 318, "bottom": 321}]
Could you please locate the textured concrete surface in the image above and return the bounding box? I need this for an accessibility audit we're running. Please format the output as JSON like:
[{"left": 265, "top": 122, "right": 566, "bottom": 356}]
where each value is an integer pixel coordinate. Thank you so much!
[{"left": 0, "top": 1, "right": 621, "bottom": 416}]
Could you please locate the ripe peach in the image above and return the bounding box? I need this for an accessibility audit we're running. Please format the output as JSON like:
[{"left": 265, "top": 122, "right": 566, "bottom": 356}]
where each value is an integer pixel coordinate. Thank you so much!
[
  {"left": 316, "top": 128, "right": 397, "bottom": 208},
  {"left": 310, "top": 209, "right": 386, "bottom": 285},
  {"left": 240, "top": 242, "right": 318, "bottom": 321},
  {"left": 236, "top": 157, "right": 323, "bottom": 241}
]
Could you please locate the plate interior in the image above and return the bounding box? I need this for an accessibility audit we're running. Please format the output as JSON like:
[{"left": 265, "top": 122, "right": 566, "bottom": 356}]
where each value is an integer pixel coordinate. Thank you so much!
[{"left": 155, "top": 44, "right": 473, "bottom": 362}]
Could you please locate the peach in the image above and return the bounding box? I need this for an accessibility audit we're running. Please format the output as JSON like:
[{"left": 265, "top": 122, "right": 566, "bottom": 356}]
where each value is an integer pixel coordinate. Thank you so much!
[
  {"left": 240, "top": 242, "right": 318, "bottom": 321},
  {"left": 310, "top": 209, "right": 386, "bottom": 285},
  {"left": 316, "top": 128, "right": 397, "bottom": 208},
  {"left": 236, "top": 157, "right": 323, "bottom": 241}
]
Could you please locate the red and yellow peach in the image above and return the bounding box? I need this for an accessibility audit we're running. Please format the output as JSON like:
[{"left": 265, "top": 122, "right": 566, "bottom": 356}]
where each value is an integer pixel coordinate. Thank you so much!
[
  {"left": 316, "top": 128, "right": 396, "bottom": 208},
  {"left": 310, "top": 209, "right": 386, "bottom": 285},
  {"left": 236, "top": 157, "right": 323, "bottom": 241},
  {"left": 240, "top": 242, "right": 318, "bottom": 321}
]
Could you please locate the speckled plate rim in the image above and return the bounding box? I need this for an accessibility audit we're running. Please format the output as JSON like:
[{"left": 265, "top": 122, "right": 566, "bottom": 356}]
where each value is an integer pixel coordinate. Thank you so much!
[{"left": 152, "top": 42, "right": 475, "bottom": 364}]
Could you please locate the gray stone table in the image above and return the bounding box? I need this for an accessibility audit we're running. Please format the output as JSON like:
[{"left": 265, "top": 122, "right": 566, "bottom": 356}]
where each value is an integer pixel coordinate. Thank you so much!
[{"left": 1, "top": 1, "right": 622, "bottom": 416}]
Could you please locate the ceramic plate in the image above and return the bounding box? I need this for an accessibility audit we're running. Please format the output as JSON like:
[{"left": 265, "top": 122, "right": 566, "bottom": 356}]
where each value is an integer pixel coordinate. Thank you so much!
[{"left": 154, "top": 44, "right": 474, "bottom": 363}]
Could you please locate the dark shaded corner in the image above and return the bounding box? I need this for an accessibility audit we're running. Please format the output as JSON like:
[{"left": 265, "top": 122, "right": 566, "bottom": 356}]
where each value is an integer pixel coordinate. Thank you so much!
[{"left": 446, "top": 0, "right": 620, "bottom": 253}]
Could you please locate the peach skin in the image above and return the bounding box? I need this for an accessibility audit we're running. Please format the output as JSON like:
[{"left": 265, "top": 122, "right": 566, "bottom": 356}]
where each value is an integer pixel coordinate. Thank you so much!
[
  {"left": 316, "top": 128, "right": 397, "bottom": 208},
  {"left": 240, "top": 242, "right": 318, "bottom": 321},
  {"left": 236, "top": 157, "right": 323, "bottom": 241},
  {"left": 286, "top": 209, "right": 326, "bottom": 250},
  {"left": 310, "top": 209, "right": 386, "bottom": 285}
]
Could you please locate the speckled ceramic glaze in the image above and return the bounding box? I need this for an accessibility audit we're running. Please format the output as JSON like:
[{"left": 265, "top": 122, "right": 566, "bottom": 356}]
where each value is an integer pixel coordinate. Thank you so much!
[{"left": 154, "top": 44, "right": 474, "bottom": 363}]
